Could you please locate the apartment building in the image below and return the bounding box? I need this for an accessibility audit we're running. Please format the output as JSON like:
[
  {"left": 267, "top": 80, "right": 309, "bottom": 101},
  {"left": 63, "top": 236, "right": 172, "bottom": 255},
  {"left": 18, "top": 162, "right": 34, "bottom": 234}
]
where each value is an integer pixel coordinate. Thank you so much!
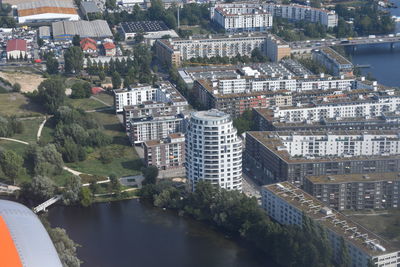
[
  {"left": 304, "top": 172, "right": 400, "bottom": 211},
  {"left": 129, "top": 114, "right": 185, "bottom": 144},
  {"left": 114, "top": 85, "right": 156, "bottom": 113},
  {"left": 186, "top": 110, "right": 242, "bottom": 191},
  {"left": 254, "top": 107, "right": 400, "bottom": 132},
  {"left": 245, "top": 131, "right": 400, "bottom": 185},
  {"left": 211, "top": 3, "right": 338, "bottom": 27},
  {"left": 143, "top": 133, "right": 185, "bottom": 170},
  {"left": 194, "top": 79, "right": 292, "bottom": 118},
  {"left": 123, "top": 101, "right": 187, "bottom": 130},
  {"left": 266, "top": 34, "right": 291, "bottom": 62},
  {"left": 262, "top": 182, "right": 400, "bottom": 267},
  {"left": 272, "top": 94, "right": 400, "bottom": 123},
  {"left": 114, "top": 81, "right": 188, "bottom": 113},
  {"left": 154, "top": 33, "right": 290, "bottom": 66},
  {"left": 313, "top": 47, "right": 354, "bottom": 77},
  {"left": 212, "top": 3, "right": 273, "bottom": 32}
]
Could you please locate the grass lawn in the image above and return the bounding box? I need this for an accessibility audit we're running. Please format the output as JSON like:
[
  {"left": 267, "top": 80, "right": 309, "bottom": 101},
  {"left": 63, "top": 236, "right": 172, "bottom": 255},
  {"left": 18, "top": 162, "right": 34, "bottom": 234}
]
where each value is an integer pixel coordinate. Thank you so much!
[
  {"left": 0, "top": 93, "right": 44, "bottom": 117},
  {"left": 65, "top": 97, "right": 107, "bottom": 111},
  {"left": 53, "top": 170, "right": 76, "bottom": 187},
  {"left": 39, "top": 117, "right": 56, "bottom": 145},
  {"left": 345, "top": 209, "right": 400, "bottom": 247},
  {"left": 0, "top": 139, "right": 28, "bottom": 156},
  {"left": 92, "top": 92, "right": 114, "bottom": 106},
  {"left": 13, "top": 118, "right": 44, "bottom": 143},
  {"left": 65, "top": 109, "right": 143, "bottom": 177}
]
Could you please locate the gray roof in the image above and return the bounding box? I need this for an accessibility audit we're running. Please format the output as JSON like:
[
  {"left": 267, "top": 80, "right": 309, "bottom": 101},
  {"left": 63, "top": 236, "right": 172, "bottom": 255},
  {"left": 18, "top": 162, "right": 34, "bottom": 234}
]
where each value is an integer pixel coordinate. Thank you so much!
[
  {"left": 81, "top": 1, "right": 100, "bottom": 14},
  {"left": 52, "top": 20, "right": 113, "bottom": 38},
  {"left": 0, "top": 200, "right": 62, "bottom": 267},
  {"left": 18, "top": 0, "right": 75, "bottom": 10},
  {"left": 39, "top": 26, "right": 51, "bottom": 37}
]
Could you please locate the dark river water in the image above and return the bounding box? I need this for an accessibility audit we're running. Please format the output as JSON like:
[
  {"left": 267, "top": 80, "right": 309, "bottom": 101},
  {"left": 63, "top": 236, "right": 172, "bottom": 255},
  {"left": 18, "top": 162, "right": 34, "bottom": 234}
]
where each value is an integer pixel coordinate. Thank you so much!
[
  {"left": 48, "top": 200, "right": 276, "bottom": 267},
  {"left": 349, "top": 0, "right": 400, "bottom": 87}
]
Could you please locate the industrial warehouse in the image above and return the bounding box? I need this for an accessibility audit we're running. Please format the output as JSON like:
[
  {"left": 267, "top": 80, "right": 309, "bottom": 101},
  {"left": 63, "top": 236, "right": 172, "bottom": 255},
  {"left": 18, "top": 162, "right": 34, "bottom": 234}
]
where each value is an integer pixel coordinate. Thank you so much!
[
  {"left": 52, "top": 20, "right": 113, "bottom": 40},
  {"left": 17, "top": 0, "right": 79, "bottom": 24}
]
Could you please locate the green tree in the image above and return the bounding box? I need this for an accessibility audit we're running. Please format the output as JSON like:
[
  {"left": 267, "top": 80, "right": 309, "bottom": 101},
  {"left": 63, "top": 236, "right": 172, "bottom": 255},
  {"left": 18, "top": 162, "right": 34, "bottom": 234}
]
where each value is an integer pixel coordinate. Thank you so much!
[
  {"left": 46, "top": 56, "right": 59, "bottom": 75},
  {"left": 0, "top": 150, "right": 24, "bottom": 183},
  {"left": 62, "top": 175, "right": 82, "bottom": 205},
  {"left": 72, "top": 34, "right": 81, "bottom": 46},
  {"left": 98, "top": 70, "right": 106, "bottom": 81},
  {"left": 79, "top": 187, "right": 93, "bottom": 207},
  {"left": 142, "top": 166, "right": 159, "bottom": 185},
  {"left": 12, "top": 82, "right": 21, "bottom": 92},
  {"left": 111, "top": 71, "right": 121, "bottom": 89},
  {"left": 64, "top": 46, "right": 84, "bottom": 74},
  {"left": 70, "top": 82, "right": 91, "bottom": 99},
  {"left": 233, "top": 110, "right": 255, "bottom": 135},
  {"left": 37, "top": 78, "right": 65, "bottom": 114},
  {"left": 109, "top": 174, "right": 121, "bottom": 193},
  {"left": 338, "top": 237, "right": 351, "bottom": 267},
  {"left": 29, "top": 175, "right": 57, "bottom": 200},
  {"left": 134, "top": 32, "right": 145, "bottom": 43}
]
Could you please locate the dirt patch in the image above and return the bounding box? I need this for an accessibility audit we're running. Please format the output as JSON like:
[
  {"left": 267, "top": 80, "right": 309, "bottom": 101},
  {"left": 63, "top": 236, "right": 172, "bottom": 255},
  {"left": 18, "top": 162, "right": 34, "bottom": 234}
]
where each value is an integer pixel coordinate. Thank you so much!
[{"left": 0, "top": 71, "right": 45, "bottom": 92}]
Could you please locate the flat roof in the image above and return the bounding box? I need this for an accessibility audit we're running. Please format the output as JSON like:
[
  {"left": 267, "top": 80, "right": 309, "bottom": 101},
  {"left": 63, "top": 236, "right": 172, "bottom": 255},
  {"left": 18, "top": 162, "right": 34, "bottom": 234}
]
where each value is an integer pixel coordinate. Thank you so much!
[
  {"left": 18, "top": 0, "right": 77, "bottom": 16},
  {"left": 121, "top": 21, "right": 169, "bottom": 33},
  {"left": 81, "top": 1, "right": 100, "bottom": 13},
  {"left": 192, "top": 109, "right": 229, "bottom": 121},
  {"left": 52, "top": 20, "right": 112, "bottom": 39},
  {"left": 264, "top": 182, "right": 399, "bottom": 256},
  {"left": 247, "top": 130, "right": 400, "bottom": 164},
  {"left": 306, "top": 172, "right": 400, "bottom": 184}
]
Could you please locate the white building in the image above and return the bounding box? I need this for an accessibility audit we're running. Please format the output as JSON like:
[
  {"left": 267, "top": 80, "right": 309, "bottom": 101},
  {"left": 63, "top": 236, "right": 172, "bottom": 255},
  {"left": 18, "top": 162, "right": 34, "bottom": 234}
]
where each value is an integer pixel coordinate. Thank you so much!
[
  {"left": 274, "top": 95, "right": 400, "bottom": 122},
  {"left": 185, "top": 109, "right": 242, "bottom": 191},
  {"left": 114, "top": 85, "right": 157, "bottom": 112},
  {"left": 129, "top": 115, "right": 185, "bottom": 144},
  {"left": 114, "top": 82, "right": 188, "bottom": 113},
  {"left": 212, "top": 3, "right": 273, "bottom": 32},
  {"left": 17, "top": 0, "right": 79, "bottom": 24},
  {"left": 212, "top": 73, "right": 354, "bottom": 95},
  {"left": 211, "top": 3, "right": 338, "bottom": 28},
  {"left": 278, "top": 131, "right": 400, "bottom": 157},
  {"left": 262, "top": 182, "right": 400, "bottom": 267}
]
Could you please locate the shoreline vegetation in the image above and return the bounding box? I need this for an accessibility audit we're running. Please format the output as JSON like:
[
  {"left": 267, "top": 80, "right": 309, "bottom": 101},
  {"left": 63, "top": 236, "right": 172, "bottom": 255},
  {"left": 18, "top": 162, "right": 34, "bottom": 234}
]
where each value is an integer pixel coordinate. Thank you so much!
[{"left": 137, "top": 180, "right": 350, "bottom": 267}]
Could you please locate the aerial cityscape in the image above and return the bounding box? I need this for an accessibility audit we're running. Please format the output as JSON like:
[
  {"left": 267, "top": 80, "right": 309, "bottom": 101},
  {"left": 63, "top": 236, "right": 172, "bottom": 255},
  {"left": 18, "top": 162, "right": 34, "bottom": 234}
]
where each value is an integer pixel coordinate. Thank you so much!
[{"left": 0, "top": 0, "right": 399, "bottom": 266}]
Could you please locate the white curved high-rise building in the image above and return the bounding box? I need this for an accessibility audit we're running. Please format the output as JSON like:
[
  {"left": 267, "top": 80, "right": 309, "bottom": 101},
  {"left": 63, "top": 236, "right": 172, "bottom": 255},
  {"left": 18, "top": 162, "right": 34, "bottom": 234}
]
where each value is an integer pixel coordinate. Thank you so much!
[{"left": 186, "top": 109, "right": 242, "bottom": 191}]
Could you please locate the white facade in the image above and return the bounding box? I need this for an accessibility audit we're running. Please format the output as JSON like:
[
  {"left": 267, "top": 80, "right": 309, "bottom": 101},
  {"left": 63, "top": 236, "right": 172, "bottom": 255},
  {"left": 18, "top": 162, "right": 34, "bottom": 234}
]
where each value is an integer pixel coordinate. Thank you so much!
[
  {"left": 262, "top": 182, "right": 400, "bottom": 267},
  {"left": 279, "top": 132, "right": 400, "bottom": 157},
  {"left": 114, "top": 85, "right": 156, "bottom": 112},
  {"left": 130, "top": 116, "right": 183, "bottom": 144},
  {"left": 274, "top": 95, "right": 400, "bottom": 122},
  {"left": 213, "top": 75, "right": 354, "bottom": 95},
  {"left": 213, "top": 5, "right": 273, "bottom": 32},
  {"left": 18, "top": 13, "right": 79, "bottom": 24},
  {"left": 186, "top": 110, "right": 242, "bottom": 191},
  {"left": 170, "top": 34, "right": 267, "bottom": 60},
  {"left": 211, "top": 3, "right": 338, "bottom": 28}
]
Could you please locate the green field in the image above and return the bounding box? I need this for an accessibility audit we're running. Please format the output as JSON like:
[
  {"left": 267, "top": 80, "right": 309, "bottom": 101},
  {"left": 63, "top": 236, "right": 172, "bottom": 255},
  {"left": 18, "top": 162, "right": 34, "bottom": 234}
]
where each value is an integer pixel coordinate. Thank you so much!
[
  {"left": 0, "top": 93, "right": 44, "bottom": 117},
  {"left": 65, "top": 97, "right": 107, "bottom": 111},
  {"left": 12, "top": 118, "right": 44, "bottom": 143},
  {"left": 65, "top": 109, "right": 142, "bottom": 177},
  {"left": 91, "top": 92, "right": 114, "bottom": 106},
  {"left": 345, "top": 209, "right": 400, "bottom": 247}
]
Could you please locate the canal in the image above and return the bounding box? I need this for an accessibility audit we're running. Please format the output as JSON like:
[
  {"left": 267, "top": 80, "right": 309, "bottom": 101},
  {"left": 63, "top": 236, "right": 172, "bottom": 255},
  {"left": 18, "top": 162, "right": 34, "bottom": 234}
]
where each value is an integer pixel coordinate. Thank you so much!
[{"left": 48, "top": 200, "right": 277, "bottom": 267}]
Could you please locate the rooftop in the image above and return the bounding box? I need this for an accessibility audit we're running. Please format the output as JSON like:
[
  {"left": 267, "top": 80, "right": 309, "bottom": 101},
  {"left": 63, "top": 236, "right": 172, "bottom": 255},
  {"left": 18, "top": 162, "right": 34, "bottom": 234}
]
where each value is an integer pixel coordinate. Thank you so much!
[
  {"left": 316, "top": 47, "right": 352, "bottom": 66},
  {"left": 247, "top": 130, "right": 400, "bottom": 164},
  {"left": 6, "top": 39, "right": 27, "bottom": 52},
  {"left": 264, "top": 182, "right": 399, "bottom": 256},
  {"left": 80, "top": 1, "right": 100, "bottom": 14},
  {"left": 192, "top": 109, "right": 230, "bottom": 121},
  {"left": 306, "top": 172, "right": 400, "bottom": 184},
  {"left": 18, "top": 0, "right": 77, "bottom": 16},
  {"left": 52, "top": 20, "right": 113, "bottom": 39},
  {"left": 121, "top": 21, "right": 170, "bottom": 33}
]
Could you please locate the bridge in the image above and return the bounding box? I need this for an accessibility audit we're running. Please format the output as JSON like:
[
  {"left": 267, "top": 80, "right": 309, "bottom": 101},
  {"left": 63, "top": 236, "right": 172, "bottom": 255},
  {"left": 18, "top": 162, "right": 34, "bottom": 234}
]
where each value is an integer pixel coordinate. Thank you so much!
[
  {"left": 290, "top": 34, "right": 400, "bottom": 51},
  {"left": 33, "top": 195, "right": 62, "bottom": 214}
]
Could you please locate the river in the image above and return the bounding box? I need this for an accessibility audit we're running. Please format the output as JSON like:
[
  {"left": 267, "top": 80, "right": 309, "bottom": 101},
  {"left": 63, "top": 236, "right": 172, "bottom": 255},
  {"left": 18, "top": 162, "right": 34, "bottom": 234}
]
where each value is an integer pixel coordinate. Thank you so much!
[
  {"left": 349, "top": 0, "right": 400, "bottom": 87},
  {"left": 48, "top": 200, "right": 277, "bottom": 267}
]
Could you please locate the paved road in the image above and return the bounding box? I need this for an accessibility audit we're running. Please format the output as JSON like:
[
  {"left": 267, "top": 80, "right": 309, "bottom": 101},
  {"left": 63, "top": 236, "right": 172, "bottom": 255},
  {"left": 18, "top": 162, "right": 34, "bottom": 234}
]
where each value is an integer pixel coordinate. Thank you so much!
[{"left": 242, "top": 173, "right": 261, "bottom": 199}]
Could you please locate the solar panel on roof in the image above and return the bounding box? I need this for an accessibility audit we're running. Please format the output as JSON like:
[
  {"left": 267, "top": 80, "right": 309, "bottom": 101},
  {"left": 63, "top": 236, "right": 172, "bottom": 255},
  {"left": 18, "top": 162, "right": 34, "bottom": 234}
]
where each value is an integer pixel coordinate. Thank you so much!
[{"left": 121, "top": 21, "right": 170, "bottom": 33}]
